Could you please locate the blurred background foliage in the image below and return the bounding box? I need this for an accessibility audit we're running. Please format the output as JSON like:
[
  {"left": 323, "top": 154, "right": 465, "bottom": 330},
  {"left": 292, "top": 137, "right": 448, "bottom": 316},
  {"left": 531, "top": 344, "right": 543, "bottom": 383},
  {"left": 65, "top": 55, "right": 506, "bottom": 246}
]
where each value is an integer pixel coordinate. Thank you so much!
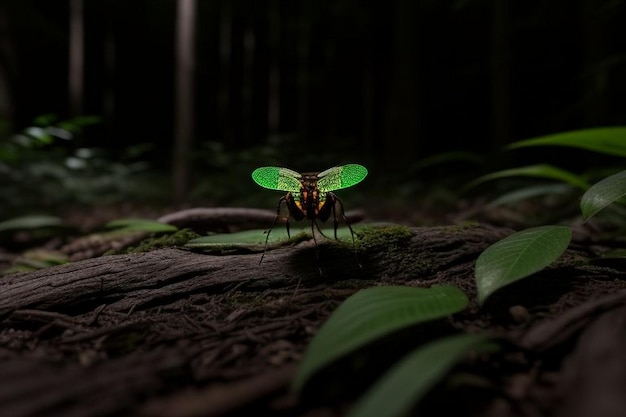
[{"left": 0, "top": 0, "right": 625, "bottom": 219}]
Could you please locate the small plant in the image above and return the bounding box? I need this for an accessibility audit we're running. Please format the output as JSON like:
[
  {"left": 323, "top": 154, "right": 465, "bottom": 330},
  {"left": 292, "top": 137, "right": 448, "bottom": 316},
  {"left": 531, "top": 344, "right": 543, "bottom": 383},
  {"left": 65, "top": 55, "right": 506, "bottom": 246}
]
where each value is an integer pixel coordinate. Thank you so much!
[
  {"left": 474, "top": 225, "right": 572, "bottom": 304},
  {"left": 292, "top": 127, "right": 626, "bottom": 415},
  {"left": 292, "top": 285, "right": 491, "bottom": 417},
  {"left": 292, "top": 285, "right": 470, "bottom": 393},
  {"left": 0, "top": 115, "right": 165, "bottom": 217},
  {"left": 467, "top": 126, "right": 626, "bottom": 213},
  {"left": 344, "top": 333, "right": 493, "bottom": 417},
  {"left": 472, "top": 127, "right": 626, "bottom": 303}
]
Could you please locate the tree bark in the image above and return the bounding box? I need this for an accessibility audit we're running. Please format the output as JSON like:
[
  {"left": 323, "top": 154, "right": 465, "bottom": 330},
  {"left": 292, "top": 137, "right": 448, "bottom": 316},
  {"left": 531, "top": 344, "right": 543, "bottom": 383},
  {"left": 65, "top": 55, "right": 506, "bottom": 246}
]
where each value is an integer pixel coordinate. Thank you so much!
[
  {"left": 68, "top": 0, "right": 84, "bottom": 118},
  {"left": 0, "top": 224, "right": 510, "bottom": 315},
  {"left": 1, "top": 223, "right": 624, "bottom": 417},
  {"left": 172, "top": 0, "right": 196, "bottom": 204}
]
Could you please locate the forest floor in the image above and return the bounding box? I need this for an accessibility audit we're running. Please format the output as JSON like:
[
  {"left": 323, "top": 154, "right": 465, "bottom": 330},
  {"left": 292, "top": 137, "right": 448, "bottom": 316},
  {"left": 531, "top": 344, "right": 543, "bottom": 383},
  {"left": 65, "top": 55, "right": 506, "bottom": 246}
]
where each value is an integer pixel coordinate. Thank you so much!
[{"left": 1, "top": 200, "right": 626, "bottom": 417}]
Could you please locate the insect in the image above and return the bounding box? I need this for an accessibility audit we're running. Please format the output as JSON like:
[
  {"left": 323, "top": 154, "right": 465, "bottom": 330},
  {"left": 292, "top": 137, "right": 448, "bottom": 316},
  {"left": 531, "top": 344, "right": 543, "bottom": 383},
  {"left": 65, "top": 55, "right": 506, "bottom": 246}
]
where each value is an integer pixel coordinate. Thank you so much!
[{"left": 251, "top": 164, "right": 368, "bottom": 263}]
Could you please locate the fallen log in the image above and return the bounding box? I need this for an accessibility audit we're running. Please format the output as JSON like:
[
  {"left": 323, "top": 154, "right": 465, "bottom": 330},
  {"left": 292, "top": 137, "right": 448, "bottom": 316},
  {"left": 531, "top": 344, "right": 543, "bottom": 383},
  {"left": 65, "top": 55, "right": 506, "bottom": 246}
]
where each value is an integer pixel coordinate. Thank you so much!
[{"left": 0, "top": 223, "right": 620, "bottom": 417}]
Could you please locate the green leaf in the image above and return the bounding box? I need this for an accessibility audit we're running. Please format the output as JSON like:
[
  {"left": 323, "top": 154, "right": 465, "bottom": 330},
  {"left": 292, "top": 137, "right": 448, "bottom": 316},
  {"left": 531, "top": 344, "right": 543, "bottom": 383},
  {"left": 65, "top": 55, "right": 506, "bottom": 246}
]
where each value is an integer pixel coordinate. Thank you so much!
[
  {"left": 475, "top": 225, "right": 571, "bottom": 304},
  {"left": 488, "top": 183, "right": 575, "bottom": 208},
  {"left": 507, "top": 127, "right": 626, "bottom": 157},
  {"left": 33, "top": 113, "right": 59, "bottom": 126},
  {"left": 346, "top": 333, "right": 492, "bottom": 417},
  {"left": 580, "top": 170, "right": 626, "bottom": 221},
  {"left": 0, "top": 215, "right": 64, "bottom": 232},
  {"left": 104, "top": 218, "right": 178, "bottom": 233},
  {"left": 185, "top": 225, "right": 360, "bottom": 250},
  {"left": 24, "top": 126, "right": 53, "bottom": 144},
  {"left": 8, "top": 249, "right": 70, "bottom": 273},
  {"left": 186, "top": 228, "right": 298, "bottom": 250},
  {"left": 64, "top": 115, "right": 101, "bottom": 127},
  {"left": 292, "top": 285, "right": 469, "bottom": 393},
  {"left": 466, "top": 164, "right": 589, "bottom": 190}
]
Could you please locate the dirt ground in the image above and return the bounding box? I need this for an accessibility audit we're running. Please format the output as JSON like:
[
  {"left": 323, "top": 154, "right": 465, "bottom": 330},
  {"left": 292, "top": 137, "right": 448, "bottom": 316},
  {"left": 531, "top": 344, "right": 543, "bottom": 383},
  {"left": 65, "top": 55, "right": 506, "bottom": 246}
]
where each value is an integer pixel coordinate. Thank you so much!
[{"left": 1, "top": 205, "right": 626, "bottom": 417}]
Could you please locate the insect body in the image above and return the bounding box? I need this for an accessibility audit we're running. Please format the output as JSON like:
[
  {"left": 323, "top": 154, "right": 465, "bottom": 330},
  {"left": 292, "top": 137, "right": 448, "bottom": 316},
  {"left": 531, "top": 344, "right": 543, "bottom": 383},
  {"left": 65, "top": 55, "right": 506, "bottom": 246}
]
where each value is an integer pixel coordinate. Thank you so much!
[{"left": 252, "top": 164, "right": 368, "bottom": 262}]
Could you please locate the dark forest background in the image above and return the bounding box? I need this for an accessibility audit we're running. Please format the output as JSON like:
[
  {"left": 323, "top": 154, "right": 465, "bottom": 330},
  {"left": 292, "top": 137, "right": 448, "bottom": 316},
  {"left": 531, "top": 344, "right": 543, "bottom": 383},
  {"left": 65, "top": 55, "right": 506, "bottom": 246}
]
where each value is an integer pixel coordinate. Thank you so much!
[{"left": 1, "top": 0, "right": 625, "bottom": 212}]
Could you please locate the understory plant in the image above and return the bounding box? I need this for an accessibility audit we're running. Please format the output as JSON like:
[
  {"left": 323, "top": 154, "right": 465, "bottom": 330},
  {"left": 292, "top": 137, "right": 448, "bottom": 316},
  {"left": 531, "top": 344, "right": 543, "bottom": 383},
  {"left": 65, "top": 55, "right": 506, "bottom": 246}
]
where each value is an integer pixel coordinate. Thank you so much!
[
  {"left": 0, "top": 114, "right": 164, "bottom": 218},
  {"left": 291, "top": 126, "right": 626, "bottom": 417},
  {"left": 473, "top": 126, "right": 626, "bottom": 301}
]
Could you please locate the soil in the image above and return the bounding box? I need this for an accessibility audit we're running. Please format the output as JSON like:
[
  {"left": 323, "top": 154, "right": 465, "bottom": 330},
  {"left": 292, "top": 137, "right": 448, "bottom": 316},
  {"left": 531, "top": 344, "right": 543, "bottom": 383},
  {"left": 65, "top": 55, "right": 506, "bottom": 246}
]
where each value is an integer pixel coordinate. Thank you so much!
[{"left": 1, "top": 206, "right": 626, "bottom": 417}]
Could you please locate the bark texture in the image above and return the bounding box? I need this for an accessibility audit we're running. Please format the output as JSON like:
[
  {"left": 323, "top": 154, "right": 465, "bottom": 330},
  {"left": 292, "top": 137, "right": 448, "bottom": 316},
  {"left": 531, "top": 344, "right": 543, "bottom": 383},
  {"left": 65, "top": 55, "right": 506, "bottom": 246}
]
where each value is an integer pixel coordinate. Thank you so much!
[{"left": 1, "top": 223, "right": 625, "bottom": 417}]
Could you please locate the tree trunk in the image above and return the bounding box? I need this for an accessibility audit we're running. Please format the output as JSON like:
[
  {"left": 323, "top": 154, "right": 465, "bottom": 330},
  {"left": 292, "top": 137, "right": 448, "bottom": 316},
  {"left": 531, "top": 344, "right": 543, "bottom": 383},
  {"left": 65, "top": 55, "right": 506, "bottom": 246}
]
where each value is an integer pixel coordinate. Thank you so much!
[
  {"left": 0, "top": 4, "right": 16, "bottom": 128},
  {"left": 68, "top": 0, "right": 84, "bottom": 118},
  {"left": 172, "top": 0, "right": 196, "bottom": 204}
]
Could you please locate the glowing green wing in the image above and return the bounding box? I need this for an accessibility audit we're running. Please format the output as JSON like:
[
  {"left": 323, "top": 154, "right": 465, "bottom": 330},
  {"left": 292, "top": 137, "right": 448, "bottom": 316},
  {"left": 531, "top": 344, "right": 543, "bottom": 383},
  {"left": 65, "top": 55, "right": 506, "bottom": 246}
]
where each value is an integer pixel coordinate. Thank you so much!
[
  {"left": 317, "top": 164, "right": 368, "bottom": 192},
  {"left": 252, "top": 166, "right": 302, "bottom": 191}
]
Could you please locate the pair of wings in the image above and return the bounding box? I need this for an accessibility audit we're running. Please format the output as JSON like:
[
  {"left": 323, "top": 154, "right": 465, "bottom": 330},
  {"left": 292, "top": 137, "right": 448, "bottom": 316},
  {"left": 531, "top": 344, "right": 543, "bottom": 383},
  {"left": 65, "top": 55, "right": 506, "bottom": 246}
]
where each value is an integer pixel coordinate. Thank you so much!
[{"left": 252, "top": 164, "right": 368, "bottom": 193}]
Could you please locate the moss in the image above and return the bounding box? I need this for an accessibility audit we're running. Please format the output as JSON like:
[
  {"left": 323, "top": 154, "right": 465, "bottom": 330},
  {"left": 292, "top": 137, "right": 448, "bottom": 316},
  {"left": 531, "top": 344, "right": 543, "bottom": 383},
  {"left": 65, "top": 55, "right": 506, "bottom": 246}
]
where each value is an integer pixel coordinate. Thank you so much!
[
  {"left": 110, "top": 228, "right": 200, "bottom": 255},
  {"left": 354, "top": 225, "right": 413, "bottom": 251},
  {"left": 353, "top": 225, "right": 435, "bottom": 277}
]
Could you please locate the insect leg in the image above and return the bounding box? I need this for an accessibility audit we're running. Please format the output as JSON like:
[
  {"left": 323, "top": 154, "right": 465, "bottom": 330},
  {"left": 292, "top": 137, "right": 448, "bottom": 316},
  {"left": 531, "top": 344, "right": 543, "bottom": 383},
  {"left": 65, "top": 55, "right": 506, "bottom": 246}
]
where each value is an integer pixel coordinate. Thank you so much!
[
  {"left": 313, "top": 217, "right": 327, "bottom": 238},
  {"left": 260, "top": 195, "right": 287, "bottom": 264},
  {"left": 311, "top": 219, "right": 323, "bottom": 276},
  {"left": 333, "top": 194, "right": 361, "bottom": 268},
  {"left": 315, "top": 223, "right": 330, "bottom": 240},
  {"left": 331, "top": 195, "right": 339, "bottom": 240}
]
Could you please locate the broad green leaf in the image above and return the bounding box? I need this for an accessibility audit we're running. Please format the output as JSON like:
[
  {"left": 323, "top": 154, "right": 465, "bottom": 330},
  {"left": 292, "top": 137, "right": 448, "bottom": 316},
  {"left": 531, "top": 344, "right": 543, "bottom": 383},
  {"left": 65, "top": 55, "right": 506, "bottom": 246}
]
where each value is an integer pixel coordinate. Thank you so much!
[
  {"left": 507, "top": 127, "right": 626, "bottom": 157},
  {"left": 185, "top": 225, "right": 362, "bottom": 250},
  {"left": 346, "top": 333, "right": 492, "bottom": 417},
  {"left": 0, "top": 215, "right": 64, "bottom": 232},
  {"left": 105, "top": 218, "right": 178, "bottom": 233},
  {"left": 475, "top": 225, "right": 571, "bottom": 304},
  {"left": 292, "top": 285, "right": 469, "bottom": 393},
  {"left": 185, "top": 228, "right": 300, "bottom": 250},
  {"left": 580, "top": 170, "right": 626, "bottom": 221},
  {"left": 488, "top": 183, "right": 575, "bottom": 208},
  {"left": 466, "top": 164, "right": 589, "bottom": 190}
]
